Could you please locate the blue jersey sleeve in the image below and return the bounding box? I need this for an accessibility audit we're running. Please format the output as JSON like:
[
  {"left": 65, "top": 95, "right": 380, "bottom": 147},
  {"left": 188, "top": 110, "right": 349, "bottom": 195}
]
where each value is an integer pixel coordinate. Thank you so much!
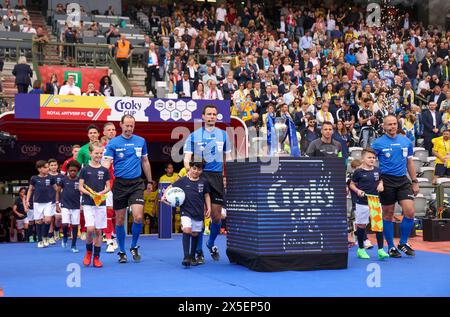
[
  {"left": 141, "top": 138, "right": 148, "bottom": 157},
  {"left": 30, "top": 176, "right": 36, "bottom": 187},
  {"left": 223, "top": 130, "right": 232, "bottom": 154},
  {"left": 79, "top": 168, "right": 86, "bottom": 181},
  {"left": 371, "top": 138, "right": 381, "bottom": 156},
  {"left": 351, "top": 169, "right": 360, "bottom": 184},
  {"left": 103, "top": 167, "right": 111, "bottom": 183},
  {"left": 183, "top": 133, "right": 194, "bottom": 153},
  {"left": 407, "top": 139, "right": 414, "bottom": 157},
  {"left": 104, "top": 140, "right": 115, "bottom": 159}
]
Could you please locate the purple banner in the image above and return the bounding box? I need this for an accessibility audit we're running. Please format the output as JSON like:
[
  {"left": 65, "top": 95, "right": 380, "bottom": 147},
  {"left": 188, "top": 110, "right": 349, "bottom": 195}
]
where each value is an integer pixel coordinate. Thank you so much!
[
  {"left": 14, "top": 94, "right": 231, "bottom": 124},
  {"left": 0, "top": 141, "right": 76, "bottom": 162}
]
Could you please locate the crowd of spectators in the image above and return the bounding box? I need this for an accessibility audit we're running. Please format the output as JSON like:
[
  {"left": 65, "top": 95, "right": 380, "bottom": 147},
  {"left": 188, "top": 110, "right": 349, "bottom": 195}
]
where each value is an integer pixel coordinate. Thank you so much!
[
  {"left": 131, "top": 1, "right": 449, "bottom": 156},
  {"left": 5, "top": 1, "right": 450, "bottom": 157}
]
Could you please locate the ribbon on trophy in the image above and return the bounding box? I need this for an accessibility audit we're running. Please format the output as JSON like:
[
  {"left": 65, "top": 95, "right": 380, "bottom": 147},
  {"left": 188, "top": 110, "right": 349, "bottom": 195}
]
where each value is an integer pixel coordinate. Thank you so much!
[
  {"left": 266, "top": 113, "right": 277, "bottom": 156},
  {"left": 366, "top": 194, "right": 383, "bottom": 232},
  {"left": 84, "top": 184, "right": 107, "bottom": 207},
  {"left": 286, "top": 116, "right": 301, "bottom": 157}
]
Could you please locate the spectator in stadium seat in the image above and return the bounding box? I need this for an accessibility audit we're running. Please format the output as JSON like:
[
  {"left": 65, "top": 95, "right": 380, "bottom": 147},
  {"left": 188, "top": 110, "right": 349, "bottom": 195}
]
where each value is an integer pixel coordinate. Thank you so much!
[
  {"left": 0, "top": 17, "right": 6, "bottom": 31},
  {"left": 423, "top": 101, "right": 443, "bottom": 155},
  {"left": 29, "top": 80, "right": 44, "bottom": 94},
  {"left": 104, "top": 5, "right": 115, "bottom": 16},
  {"left": 22, "top": 20, "right": 36, "bottom": 34},
  {"left": 114, "top": 34, "right": 134, "bottom": 78},
  {"left": 221, "top": 72, "right": 237, "bottom": 100},
  {"left": 12, "top": 56, "right": 32, "bottom": 93},
  {"left": 205, "top": 80, "right": 223, "bottom": 100},
  {"left": 9, "top": 19, "right": 19, "bottom": 32},
  {"left": 176, "top": 72, "right": 194, "bottom": 99},
  {"left": 99, "top": 76, "right": 115, "bottom": 96},
  {"left": 59, "top": 74, "right": 81, "bottom": 96},
  {"left": 45, "top": 73, "right": 59, "bottom": 95},
  {"left": 82, "top": 82, "right": 103, "bottom": 96},
  {"left": 55, "top": 3, "right": 65, "bottom": 14},
  {"left": 105, "top": 24, "right": 120, "bottom": 45},
  {"left": 192, "top": 82, "right": 205, "bottom": 100},
  {"left": 144, "top": 42, "right": 160, "bottom": 96},
  {"left": 139, "top": 35, "right": 151, "bottom": 48}
]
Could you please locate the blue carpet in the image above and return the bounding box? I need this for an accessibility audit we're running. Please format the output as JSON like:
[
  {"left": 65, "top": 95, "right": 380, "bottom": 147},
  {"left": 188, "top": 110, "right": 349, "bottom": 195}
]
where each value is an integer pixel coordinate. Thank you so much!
[{"left": 1, "top": 234, "right": 449, "bottom": 297}]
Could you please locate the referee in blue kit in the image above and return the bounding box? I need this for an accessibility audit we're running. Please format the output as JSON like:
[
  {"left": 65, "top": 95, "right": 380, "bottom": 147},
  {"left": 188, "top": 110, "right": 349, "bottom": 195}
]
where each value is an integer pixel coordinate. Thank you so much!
[
  {"left": 371, "top": 115, "right": 419, "bottom": 258},
  {"left": 103, "top": 115, "right": 153, "bottom": 263},
  {"left": 184, "top": 104, "right": 232, "bottom": 264}
]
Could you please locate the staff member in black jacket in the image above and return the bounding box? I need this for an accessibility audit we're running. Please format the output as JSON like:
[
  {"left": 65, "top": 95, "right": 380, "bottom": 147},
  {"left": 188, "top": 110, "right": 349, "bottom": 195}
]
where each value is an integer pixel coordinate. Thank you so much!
[{"left": 12, "top": 56, "right": 33, "bottom": 93}]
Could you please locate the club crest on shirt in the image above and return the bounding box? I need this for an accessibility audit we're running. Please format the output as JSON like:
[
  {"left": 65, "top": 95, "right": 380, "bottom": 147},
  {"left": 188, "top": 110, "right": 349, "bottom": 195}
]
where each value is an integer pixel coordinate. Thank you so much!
[
  {"left": 198, "top": 183, "right": 204, "bottom": 193},
  {"left": 98, "top": 171, "right": 105, "bottom": 180},
  {"left": 45, "top": 179, "right": 51, "bottom": 186},
  {"left": 374, "top": 172, "right": 379, "bottom": 181},
  {"left": 385, "top": 152, "right": 391, "bottom": 158}
]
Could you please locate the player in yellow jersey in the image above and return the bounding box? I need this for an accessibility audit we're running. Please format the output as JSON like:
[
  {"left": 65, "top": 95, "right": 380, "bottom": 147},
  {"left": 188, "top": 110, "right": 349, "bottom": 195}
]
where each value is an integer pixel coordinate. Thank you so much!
[{"left": 143, "top": 181, "right": 158, "bottom": 233}]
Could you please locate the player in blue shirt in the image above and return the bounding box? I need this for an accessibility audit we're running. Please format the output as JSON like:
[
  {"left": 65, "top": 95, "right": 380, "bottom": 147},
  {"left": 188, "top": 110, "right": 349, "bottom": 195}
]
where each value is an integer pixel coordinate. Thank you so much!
[
  {"left": 371, "top": 115, "right": 419, "bottom": 258},
  {"left": 183, "top": 104, "right": 232, "bottom": 263},
  {"left": 48, "top": 158, "right": 64, "bottom": 245},
  {"left": 56, "top": 160, "right": 81, "bottom": 253},
  {"left": 25, "top": 160, "right": 58, "bottom": 248},
  {"left": 163, "top": 159, "right": 212, "bottom": 267},
  {"left": 103, "top": 114, "right": 154, "bottom": 264},
  {"left": 79, "top": 142, "right": 111, "bottom": 268}
]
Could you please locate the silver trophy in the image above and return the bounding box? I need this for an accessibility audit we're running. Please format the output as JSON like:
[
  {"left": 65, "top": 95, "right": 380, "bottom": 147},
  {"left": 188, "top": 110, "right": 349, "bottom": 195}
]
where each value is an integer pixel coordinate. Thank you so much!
[{"left": 274, "top": 117, "right": 288, "bottom": 154}]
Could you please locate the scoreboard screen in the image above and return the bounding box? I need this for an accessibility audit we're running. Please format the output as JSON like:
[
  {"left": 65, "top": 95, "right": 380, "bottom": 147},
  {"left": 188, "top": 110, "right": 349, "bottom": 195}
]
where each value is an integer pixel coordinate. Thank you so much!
[{"left": 226, "top": 157, "right": 348, "bottom": 271}]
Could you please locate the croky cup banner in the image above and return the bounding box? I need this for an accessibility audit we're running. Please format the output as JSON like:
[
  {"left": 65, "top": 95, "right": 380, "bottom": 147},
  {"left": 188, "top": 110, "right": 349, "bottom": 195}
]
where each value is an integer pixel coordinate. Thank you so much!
[
  {"left": 366, "top": 194, "right": 383, "bottom": 232},
  {"left": 14, "top": 94, "right": 230, "bottom": 123}
]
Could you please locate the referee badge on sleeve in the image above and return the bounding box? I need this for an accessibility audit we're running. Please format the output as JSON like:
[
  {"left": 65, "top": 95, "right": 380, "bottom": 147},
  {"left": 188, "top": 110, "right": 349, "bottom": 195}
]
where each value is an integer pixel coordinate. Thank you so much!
[
  {"left": 402, "top": 147, "right": 408, "bottom": 157},
  {"left": 135, "top": 147, "right": 142, "bottom": 158},
  {"left": 217, "top": 141, "right": 224, "bottom": 152}
]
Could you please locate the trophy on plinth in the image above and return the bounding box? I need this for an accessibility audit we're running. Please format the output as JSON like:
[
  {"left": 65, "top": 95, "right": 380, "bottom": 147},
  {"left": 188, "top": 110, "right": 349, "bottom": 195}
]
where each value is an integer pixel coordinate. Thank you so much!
[{"left": 274, "top": 117, "right": 288, "bottom": 154}]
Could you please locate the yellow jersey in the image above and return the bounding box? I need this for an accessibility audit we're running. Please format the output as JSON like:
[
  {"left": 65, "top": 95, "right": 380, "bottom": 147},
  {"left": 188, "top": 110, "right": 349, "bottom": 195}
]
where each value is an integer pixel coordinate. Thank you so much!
[
  {"left": 432, "top": 136, "right": 450, "bottom": 166},
  {"left": 159, "top": 173, "right": 179, "bottom": 184},
  {"left": 178, "top": 168, "right": 187, "bottom": 178},
  {"left": 144, "top": 190, "right": 158, "bottom": 217}
]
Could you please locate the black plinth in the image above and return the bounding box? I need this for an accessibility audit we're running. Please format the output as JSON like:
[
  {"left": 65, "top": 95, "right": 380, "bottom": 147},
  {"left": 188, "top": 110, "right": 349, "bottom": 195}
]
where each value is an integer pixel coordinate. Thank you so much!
[{"left": 226, "top": 157, "right": 348, "bottom": 272}]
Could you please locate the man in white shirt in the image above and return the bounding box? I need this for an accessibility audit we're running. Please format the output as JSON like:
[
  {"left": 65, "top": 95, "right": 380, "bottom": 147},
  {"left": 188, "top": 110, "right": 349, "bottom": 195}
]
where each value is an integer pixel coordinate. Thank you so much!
[
  {"left": 283, "top": 84, "right": 297, "bottom": 106},
  {"left": 176, "top": 72, "right": 193, "bottom": 99},
  {"left": 59, "top": 75, "right": 81, "bottom": 95},
  {"left": 145, "top": 42, "right": 160, "bottom": 96},
  {"left": 216, "top": 3, "right": 227, "bottom": 26},
  {"left": 215, "top": 25, "right": 230, "bottom": 47},
  {"left": 355, "top": 46, "right": 369, "bottom": 65},
  {"left": 417, "top": 75, "right": 431, "bottom": 96},
  {"left": 202, "top": 67, "right": 218, "bottom": 86},
  {"left": 22, "top": 20, "right": 37, "bottom": 34},
  {"left": 300, "top": 31, "right": 313, "bottom": 51},
  {"left": 206, "top": 80, "right": 223, "bottom": 100}
]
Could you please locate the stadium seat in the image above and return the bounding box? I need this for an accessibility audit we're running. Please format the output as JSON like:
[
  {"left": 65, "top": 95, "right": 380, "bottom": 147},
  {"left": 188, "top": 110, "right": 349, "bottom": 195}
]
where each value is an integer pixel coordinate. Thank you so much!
[
  {"left": 412, "top": 157, "right": 422, "bottom": 174},
  {"left": 349, "top": 147, "right": 363, "bottom": 160},
  {"left": 420, "top": 166, "right": 435, "bottom": 183},
  {"left": 417, "top": 178, "right": 434, "bottom": 199},
  {"left": 414, "top": 194, "right": 428, "bottom": 218},
  {"left": 413, "top": 147, "right": 429, "bottom": 163},
  {"left": 426, "top": 156, "right": 436, "bottom": 167}
]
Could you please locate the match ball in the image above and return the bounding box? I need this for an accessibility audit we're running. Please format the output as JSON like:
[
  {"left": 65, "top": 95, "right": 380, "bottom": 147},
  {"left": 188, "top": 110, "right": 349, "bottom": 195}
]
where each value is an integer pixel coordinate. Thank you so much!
[{"left": 165, "top": 187, "right": 186, "bottom": 207}]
